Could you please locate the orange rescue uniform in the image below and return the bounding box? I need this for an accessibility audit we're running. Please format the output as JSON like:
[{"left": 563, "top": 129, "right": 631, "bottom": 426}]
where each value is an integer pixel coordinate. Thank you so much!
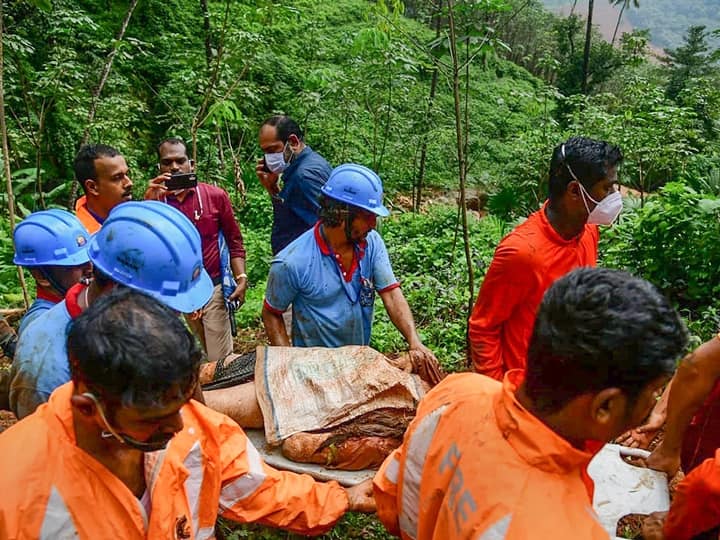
[
  {"left": 373, "top": 371, "right": 609, "bottom": 540},
  {"left": 74, "top": 195, "right": 102, "bottom": 234},
  {"left": 468, "top": 202, "right": 599, "bottom": 378},
  {"left": 663, "top": 449, "right": 720, "bottom": 540},
  {"left": 0, "top": 383, "right": 349, "bottom": 539}
]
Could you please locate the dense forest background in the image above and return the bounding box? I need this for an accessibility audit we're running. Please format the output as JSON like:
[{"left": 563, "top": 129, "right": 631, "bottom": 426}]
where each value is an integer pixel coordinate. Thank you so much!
[{"left": 2, "top": 0, "right": 720, "bottom": 537}]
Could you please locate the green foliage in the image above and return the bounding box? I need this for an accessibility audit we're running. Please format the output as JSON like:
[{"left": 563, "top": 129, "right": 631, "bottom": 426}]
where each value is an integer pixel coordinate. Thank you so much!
[{"left": 601, "top": 183, "right": 720, "bottom": 312}]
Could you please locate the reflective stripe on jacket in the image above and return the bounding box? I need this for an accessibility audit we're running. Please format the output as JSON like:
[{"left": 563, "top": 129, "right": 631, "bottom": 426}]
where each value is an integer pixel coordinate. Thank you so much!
[
  {"left": 0, "top": 382, "right": 349, "bottom": 539},
  {"left": 373, "top": 371, "right": 609, "bottom": 540}
]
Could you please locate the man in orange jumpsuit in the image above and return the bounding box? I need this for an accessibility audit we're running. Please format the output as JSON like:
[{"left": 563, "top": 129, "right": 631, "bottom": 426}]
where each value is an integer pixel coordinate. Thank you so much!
[
  {"left": 642, "top": 449, "right": 720, "bottom": 540},
  {"left": 73, "top": 143, "right": 133, "bottom": 233},
  {"left": 0, "top": 289, "right": 373, "bottom": 538},
  {"left": 468, "top": 137, "right": 623, "bottom": 378},
  {"left": 374, "top": 267, "right": 688, "bottom": 539}
]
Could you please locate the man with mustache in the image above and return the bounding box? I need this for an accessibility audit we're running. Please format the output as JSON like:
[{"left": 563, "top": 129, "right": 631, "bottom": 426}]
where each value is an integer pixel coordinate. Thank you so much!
[
  {"left": 9, "top": 201, "right": 214, "bottom": 418},
  {"left": 145, "top": 137, "right": 247, "bottom": 363},
  {"left": 73, "top": 144, "right": 133, "bottom": 233},
  {"left": 0, "top": 288, "right": 375, "bottom": 538},
  {"left": 262, "top": 164, "right": 435, "bottom": 364}
]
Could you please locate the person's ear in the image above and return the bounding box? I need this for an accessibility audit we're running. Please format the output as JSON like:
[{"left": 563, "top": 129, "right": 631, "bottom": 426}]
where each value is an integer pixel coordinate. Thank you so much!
[
  {"left": 568, "top": 180, "right": 583, "bottom": 200},
  {"left": 590, "top": 388, "right": 626, "bottom": 427},
  {"left": 287, "top": 134, "right": 300, "bottom": 149},
  {"left": 84, "top": 179, "right": 99, "bottom": 196},
  {"left": 189, "top": 159, "right": 195, "bottom": 171},
  {"left": 71, "top": 393, "right": 97, "bottom": 418},
  {"left": 29, "top": 268, "right": 51, "bottom": 288}
]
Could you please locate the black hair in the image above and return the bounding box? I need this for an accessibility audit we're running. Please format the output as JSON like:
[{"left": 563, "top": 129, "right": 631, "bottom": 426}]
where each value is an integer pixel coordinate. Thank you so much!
[
  {"left": 156, "top": 137, "right": 188, "bottom": 158},
  {"left": 318, "top": 194, "right": 348, "bottom": 227},
  {"left": 67, "top": 288, "right": 202, "bottom": 409},
  {"left": 548, "top": 136, "right": 623, "bottom": 201},
  {"left": 525, "top": 267, "right": 688, "bottom": 414},
  {"left": 261, "top": 116, "right": 304, "bottom": 143},
  {"left": 73, "top": 144, "right": 121, "bottom": 193}
]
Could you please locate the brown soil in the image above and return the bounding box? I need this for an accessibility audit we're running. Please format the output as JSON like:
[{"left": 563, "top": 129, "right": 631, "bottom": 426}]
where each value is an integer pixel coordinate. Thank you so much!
[
  {"left": 232, "top": 326, "right": 267, "bottom": 355},
  {"left": 0, "top": 354, "right": 17, "bottom": 434}
]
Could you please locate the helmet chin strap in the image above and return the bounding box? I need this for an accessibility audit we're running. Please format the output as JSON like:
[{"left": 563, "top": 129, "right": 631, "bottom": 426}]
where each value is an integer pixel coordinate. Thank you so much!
[{"left": 344, "top": 204, "right": 355, "bottom": 242}]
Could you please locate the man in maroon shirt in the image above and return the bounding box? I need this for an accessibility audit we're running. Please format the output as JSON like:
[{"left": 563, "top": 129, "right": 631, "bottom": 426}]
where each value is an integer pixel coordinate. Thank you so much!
[{"left": 145, "top": 138, "right": 247, "bottom": 362}]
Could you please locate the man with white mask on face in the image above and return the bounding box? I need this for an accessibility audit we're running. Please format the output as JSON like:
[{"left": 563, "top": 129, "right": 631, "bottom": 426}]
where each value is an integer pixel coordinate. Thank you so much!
[
  {"left": 468, "top": 136, "right": 623, "bottom": 379},
  {"left": 256, "top": 116, "right": 332, "bottom": 255}
]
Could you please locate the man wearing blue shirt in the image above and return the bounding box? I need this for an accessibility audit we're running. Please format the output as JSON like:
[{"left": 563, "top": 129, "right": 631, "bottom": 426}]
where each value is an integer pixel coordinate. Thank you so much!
[
  {"left": 262, "top": 164, "right": 435, "bottom": 362},
  {"left": 256, "top": 116, "right": 332, "bottom": 255}
]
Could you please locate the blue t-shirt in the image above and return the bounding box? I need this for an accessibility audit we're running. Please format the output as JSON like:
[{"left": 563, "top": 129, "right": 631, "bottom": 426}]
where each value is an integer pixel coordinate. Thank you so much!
[
  {"left": 17, "top": 298, "right": 56, "bottom": 335},
  {"left": 10, "top": 297, "right": 75, "bottom": 419},
  {"left": 271, "top": 146, "right": 332, "bottom": 255},
  {"left": 264, "top": 224, "right": 399, "bottom": 347}
]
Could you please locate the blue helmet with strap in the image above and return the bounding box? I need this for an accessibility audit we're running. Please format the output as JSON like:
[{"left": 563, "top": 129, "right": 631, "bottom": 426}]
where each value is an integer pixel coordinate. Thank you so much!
[
  {"left": 320, "top": 164, "right": 390, "bottom": 217},
  {"left": 13, "top": 209, "right": 90, "bottom": 267},
  {"left": 87, "top": 201, "right": 213, "bottom": 313}
]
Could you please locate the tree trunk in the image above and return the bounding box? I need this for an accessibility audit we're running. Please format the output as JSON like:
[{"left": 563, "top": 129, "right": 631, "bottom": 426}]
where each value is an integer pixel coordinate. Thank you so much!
[
  {"left": 68, "top": 0, "right": 140, "bottom": 209},
  {"left": 446, "top": 0, "right": 476, "bottom": 329},
  {"left": 611, "top": 1, "right": 626, "bottom": 46},
  {"left": 0, "top": 2, "right": 30, "bottom": 308},
  {"left": 414, "top": 6, "right": 442, "bottom": 212},
  {"left": 581, "top": 0, "right": 595, "bottom": 93},
  {"left": 200, "top": 0, "right": 213, "bottom": 68}
]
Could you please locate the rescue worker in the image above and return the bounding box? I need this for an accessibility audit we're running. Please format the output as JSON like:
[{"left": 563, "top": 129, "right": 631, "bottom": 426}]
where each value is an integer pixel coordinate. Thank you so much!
[
  {"left": 641, "top": 452, "right": 720, "bottom": 539},
  {"left": 12, "top": 209, "right": 93, "bottom": 334},
  {"left": 468, "top": 136, "right": 623, "bottom": 379},
  {"left": 73, "top": 143, "right": 133, "bottom": 233},
  {"left": 9, "top": 201, "right": 214, "bottom": 418},
  {"left": 643, "top": 334, "right": 720, "bottom": 476},
  {"left": 145, "top": 137, "right": 247, "bottom": 363},
  {"left": 256, "top": 115, "right": 332, "bottom": 255},
  {"left": 374, "top": 267, "right": 688, "bottom": 540},
  {"left": 0, "top": 288, "right": 374, "bottom": 538},
  {"left": 262, "top": 163, "right": 435, "bottom": 363},
  {"left": 1, "top": 210, "right": 92, "bottom": 411}
]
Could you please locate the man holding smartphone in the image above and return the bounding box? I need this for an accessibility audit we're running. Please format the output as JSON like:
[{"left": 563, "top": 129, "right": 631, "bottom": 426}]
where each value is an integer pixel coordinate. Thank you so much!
[
  {"left": 145, "top": 137, "right": 247, "bottom": 362},
  {"left": 256, "top": 116, "right": 332, "bottom": 255}
]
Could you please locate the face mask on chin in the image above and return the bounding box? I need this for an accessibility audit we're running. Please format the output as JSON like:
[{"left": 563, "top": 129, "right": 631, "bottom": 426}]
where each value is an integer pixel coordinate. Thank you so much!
[
  {"left": 83, "top": 392, "right": 175, "bottom": 452},
  {"left": 579, "top": 183, "right": 623, "bottom": 225}
]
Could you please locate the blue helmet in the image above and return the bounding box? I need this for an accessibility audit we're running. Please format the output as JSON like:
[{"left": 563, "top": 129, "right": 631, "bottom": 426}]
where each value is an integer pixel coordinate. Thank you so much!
[
  {"left": 320, "top": 163, "right": 390, "bottom": 217},
  {"left": 13, "top": 209, "right": 90, "bottom": 267},
  {"left": 87, "top": 201, "right": 213, "bottom": 313}
]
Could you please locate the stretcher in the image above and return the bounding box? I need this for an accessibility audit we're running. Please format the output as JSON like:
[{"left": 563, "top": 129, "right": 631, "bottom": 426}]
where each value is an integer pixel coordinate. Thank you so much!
[{"left": 245, "top": 429, "right": 376, "bottom": 487}]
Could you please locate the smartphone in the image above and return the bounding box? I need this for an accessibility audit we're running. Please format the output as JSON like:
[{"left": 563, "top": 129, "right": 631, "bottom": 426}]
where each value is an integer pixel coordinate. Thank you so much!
[
  {"left": 165, "top": 172, "right": 198, "bottom": 191},
  {"left": 261, "top": 157, "right": 271, "bottom": 173}
]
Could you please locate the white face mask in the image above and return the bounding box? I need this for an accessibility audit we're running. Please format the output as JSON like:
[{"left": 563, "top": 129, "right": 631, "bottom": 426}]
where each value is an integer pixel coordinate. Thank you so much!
[
  {"left": 561, "top": 144, "right": 622, "bottom": 226},
  {"left": 264, "top": 141, "right": 292, "bottom": 173},
  {"left": 579, "top": 183, "right": 623, "bottom": 225},
  {"left": 264, "top": 151, "right": 287, "bottom": 173}
]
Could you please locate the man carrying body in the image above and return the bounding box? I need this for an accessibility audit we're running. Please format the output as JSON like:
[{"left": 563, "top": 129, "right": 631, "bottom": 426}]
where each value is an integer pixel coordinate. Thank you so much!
[
  {"left": 0, "top": 288, "right": 374, "bottom": 538},
  {"left": 73, "top": 144, "right": 133, "bottom": 233},
  {"left": 9, "top": 201, "right": 214, "bottom": 418},
  {"left": 374, "top": 267, "right": 688, "bottom": 539},
  {"left": 468, "top": 136, "right": 623, "bottom": 379},
  {"left": 146, "top": 137, "right": 247, "bottom": 362},
  {"left": 256, "top": 116, "right": 332, "bottom": 255},
  {"left": 262, "top": 163, "right": 434, "bottom": 362}
]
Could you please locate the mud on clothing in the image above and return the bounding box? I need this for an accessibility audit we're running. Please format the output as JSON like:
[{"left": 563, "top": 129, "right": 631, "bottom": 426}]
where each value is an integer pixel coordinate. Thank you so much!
[
  {"left": 264, "top": 223, "right": 399, "bottom": 347},
  {"left": 468, "top": 201, "right": 599, "bottom": 379},
  {"left": 74, "top": 195, "right": 102, "bottom": 234},
  {"left": 271, "top": 146, "right": 332, "bottom": 255},
  {"left": 373, "top": 371, "right": 609, "bottom": 540},
  {"left": 0, "top": 382, "right": 349, "bottom": 539},
  {"left": 9, "top": 283, "right": 85, "bottom": 419},
  {"left": 17, "top": 287, "right": 63, "bottom": 335}
]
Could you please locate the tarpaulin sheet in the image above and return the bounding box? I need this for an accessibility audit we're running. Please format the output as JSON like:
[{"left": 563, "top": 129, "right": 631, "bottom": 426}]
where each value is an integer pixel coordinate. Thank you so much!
[{"left": 256, "top": 345, "right": 426, "bottom": 445}]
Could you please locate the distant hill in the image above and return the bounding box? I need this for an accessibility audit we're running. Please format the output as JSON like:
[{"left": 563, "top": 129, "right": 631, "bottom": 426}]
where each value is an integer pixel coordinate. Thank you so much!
[{"left": 539, "top": 0, "right": 720, "bottom": 50}]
